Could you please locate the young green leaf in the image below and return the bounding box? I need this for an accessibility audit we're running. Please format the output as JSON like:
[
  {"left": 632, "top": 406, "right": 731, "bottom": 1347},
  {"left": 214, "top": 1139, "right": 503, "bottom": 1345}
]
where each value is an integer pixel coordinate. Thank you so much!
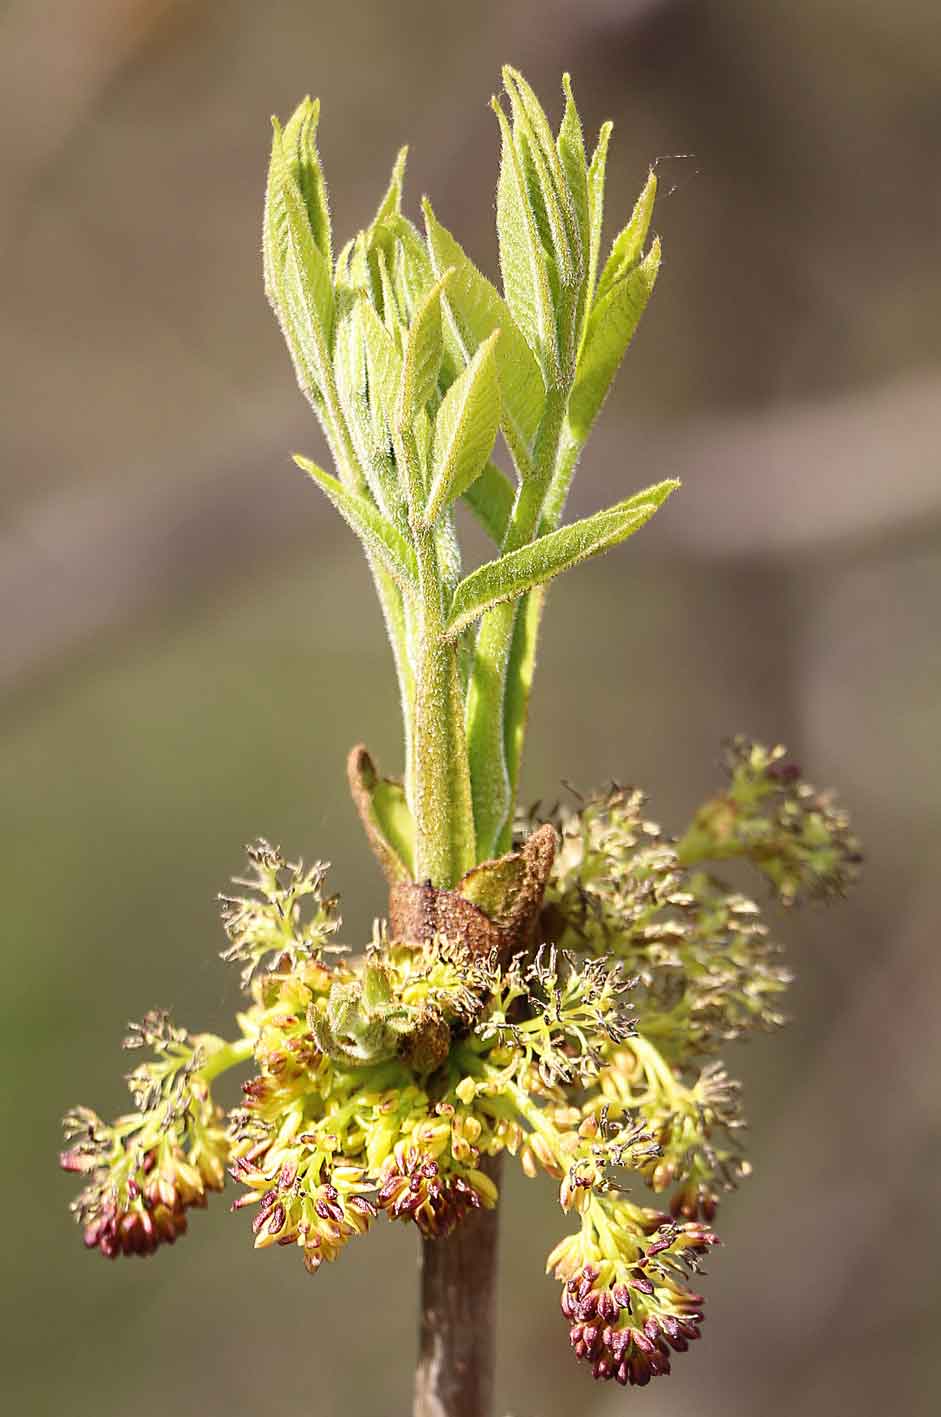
[
  {"left": 502, "top": 66, "right": 578, "bottom": 284},
  {"left": 336, "top": 151, "right": 413, "bottom": 320},
  {"left": 445, "top": 480, "right": 679, "bottom": 638},
  {"left": 359, "top": 296, "right": 403, "bottom": 434},
  {"left": 434, "top": 511, "right": 462, "bottom": 600},
  {"left": 264, "top": 125, "right": 321, "bottom": 396},
  {"left": 581, "top": 119, "right": 613, "bottom": 348},
  {"left": 281, "top": 196, "right": 335, "bottom": 361},
  {"left": 568, "top": 238, "right": 661, "bottom": 442},
  {"left": 361, "top": 152, "right": 415, "bottom": 318},
  {"left": 374, "top": 146, "right": 408, "bottom": 227},
  {"left": 397, "top": 269, "right": 453, "bottom": 429},
  {"left": 462, "top": 461, "right": 515, "bottom": 545},
  {"left": 334, "top": 300, "right": 400, "bottom": 515},
  {"left": 262, "top": 121, "right": 292, "bottom": 309},
  {"left": 557, "top": 74, "right": 589, "bottom": 273},
  {"left": 334, "top": 229, "right": 372, "bottom": 302},
  {"left": 376, "top": 248, "right": 405, "bottom": 338},
  {"left": 386, "top": 216, "right": 435, "bottom": 318},
  {"left": 596, "top": 169, "right": 657, "bottom": 306},
  {"left": 422, "top": 200, "right": 545, "bottom": 455},
  {"left": 294, "top": 454, "right": 417, "bottom": 590},
  {"left": 492, "top": 98, "right": 558, "bottom": 379},
  {"left": 265, "top": 121, "right": 335, "bottom": 397},
  {"left": 373, "top": 562, "right": 415, "bottom": 778},
  {"left": 425, "top": 332, "right": 501, "bottom": 524},
  {"left": 333, "top": 300, "right": 366, "bottom": 402},
  {"left": 332, "top": 300, "right": 372, "bottom": 461},
  {"left": 280, "top": 96, "right": 332, "bottom": 270}
]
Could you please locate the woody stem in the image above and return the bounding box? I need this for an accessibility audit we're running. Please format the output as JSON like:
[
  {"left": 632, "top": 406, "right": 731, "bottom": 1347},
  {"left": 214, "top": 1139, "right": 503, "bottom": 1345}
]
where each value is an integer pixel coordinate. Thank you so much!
[
  {"left": 386, "top": 824, "right": 556, "bottom": 1417},
  {"left": 413, "top": 1153, "right": 502, "bottom": 1417}
]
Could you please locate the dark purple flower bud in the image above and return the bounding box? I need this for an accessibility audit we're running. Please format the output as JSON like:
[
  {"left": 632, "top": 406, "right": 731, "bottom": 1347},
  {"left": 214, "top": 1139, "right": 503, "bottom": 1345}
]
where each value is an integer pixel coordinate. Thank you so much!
[
  {"left": 631, "top": 1360, "right": 651, "bottom": 1387},
  {"left": 348, "top": 1195, "right": 377, "bottom": 1217}
]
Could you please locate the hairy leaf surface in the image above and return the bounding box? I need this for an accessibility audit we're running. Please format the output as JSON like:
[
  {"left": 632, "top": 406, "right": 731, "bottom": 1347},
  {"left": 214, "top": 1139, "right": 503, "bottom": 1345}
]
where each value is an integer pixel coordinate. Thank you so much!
[
  {"left": 569, "top": 239, "right": 661, "bottom": 441},
  {"left": 423, "top": 201, "right": 545, "bottom": 452},
  {"left": 557, "top": 74, "right": 589, "bottom": 274},
  {"left": 397, "top": 270, "right": 452, "bottom": 428},
  {"left": 280, "top": 96, "right": 332, "bottom": 268},
  {"left": 596, "top": 170, "right": 657, "bottom": 306},
  {"left": 446, "top": 480, "right": 678, "bottom": 637},
  {"left": 581, "top": 120, "right": 612, "bottom": 349},
  {"left": 264, "top": 121, "right": 335, "bottom": 402},
  {"left": 294, "top": 455, "right": 417, "bottom": 589},
  {"left": 359, "top": 296, "right": 403, "bottom": 434},
  {"left": 492, "top": 100, "right": 558, "bottom": 378},
  {"left": 425, "top": 332, "right": 501, "bottom": 523},
  {"left": 502, "top": 66, "right": 577, "bottom": 283}
]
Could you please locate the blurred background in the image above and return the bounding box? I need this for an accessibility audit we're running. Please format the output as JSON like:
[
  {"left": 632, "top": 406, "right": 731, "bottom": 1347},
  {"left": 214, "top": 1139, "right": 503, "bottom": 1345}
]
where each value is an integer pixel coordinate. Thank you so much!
[{"left": 2, "top": 1, "right": 939, "bottom": 1414}]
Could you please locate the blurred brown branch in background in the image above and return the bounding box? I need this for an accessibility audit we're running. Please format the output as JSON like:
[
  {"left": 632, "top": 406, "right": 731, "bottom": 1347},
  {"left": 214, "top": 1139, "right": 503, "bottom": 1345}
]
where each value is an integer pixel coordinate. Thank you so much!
[{"left": 0, "top": 0, "right": 206, "bottom": 240}]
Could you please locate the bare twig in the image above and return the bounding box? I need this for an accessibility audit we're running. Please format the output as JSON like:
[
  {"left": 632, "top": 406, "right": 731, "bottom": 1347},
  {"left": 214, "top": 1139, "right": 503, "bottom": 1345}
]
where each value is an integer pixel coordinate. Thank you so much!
[{"left": 415, "top": 1156, "right": 502, "bottom": 1417}]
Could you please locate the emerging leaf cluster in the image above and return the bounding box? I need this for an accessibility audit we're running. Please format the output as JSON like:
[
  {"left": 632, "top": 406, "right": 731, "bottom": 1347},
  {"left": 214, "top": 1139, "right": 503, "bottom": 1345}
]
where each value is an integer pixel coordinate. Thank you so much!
[{"left": 264, "top": 69, "right": 673, "bottom": 886}]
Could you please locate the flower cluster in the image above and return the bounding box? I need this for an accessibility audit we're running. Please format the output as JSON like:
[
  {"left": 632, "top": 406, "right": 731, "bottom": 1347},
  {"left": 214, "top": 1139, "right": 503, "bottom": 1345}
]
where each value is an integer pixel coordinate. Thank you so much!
[
  {"left": 677, "top": 738, "right": 862, "bottom": 905},
  {"left": 476, "top": 944, "right": 634, "bottom": 1086},
  {"left": 60, "top": 1011, "right": 234, "bottom": 1258},
  {"left": 550, "top": 1205, "right": 716, "bottom": 1386},
  {"left": 221, "top": 895, "right": 507, "bottom": 1269},
  {"left": 542, "top": 784, "right": 793, "bottom": 1052},
  {"left": 61, "top": 740, "right": 858, "bottom": 1391},
  {"left": 219, "top": 838, "right": 342, "bottom": 989},
  {"left": 377, "top": 1140, "right": 497, "bottom": 1238}
]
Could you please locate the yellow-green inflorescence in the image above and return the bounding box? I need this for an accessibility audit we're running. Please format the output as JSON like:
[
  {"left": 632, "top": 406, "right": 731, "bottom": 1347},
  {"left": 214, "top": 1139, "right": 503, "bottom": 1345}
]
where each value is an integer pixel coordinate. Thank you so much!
[{"left": 62, "top": 744, "right": 859, "bottom": 1390}]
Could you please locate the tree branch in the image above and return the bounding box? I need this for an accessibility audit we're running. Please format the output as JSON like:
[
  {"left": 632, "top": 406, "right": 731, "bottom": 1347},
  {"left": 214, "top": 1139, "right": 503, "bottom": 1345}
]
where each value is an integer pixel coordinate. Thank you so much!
[{"left": 414, "top": 1155, "right": 502, "bottom": 1417}]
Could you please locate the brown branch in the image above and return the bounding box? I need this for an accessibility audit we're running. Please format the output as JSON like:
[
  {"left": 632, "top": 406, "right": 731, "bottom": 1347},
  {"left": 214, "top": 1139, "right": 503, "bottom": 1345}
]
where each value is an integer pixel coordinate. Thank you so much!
[
  {"left": 414, "top": 1154, "right": 502, "bottom": 1417},
  {"left": 389, "top": 827, "right": 556, "bottom": 1417}
]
